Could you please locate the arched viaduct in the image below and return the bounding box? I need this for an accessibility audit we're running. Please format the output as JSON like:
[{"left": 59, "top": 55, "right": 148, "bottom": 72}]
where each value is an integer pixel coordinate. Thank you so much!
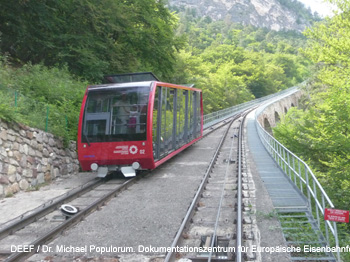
[{"left": 256, "top": 90, "right": 302, "bottom": 134}]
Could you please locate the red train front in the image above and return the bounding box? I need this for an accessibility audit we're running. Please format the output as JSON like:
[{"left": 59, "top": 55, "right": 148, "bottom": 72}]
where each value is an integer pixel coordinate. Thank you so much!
[{"left": 77, "top": 73, "right": 203, "bottom": 177}]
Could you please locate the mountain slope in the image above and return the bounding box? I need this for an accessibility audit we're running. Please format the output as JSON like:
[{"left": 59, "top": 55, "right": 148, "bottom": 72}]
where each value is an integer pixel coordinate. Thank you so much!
[{"left": 168, "top": 0, "right": 316, "bottom": 31}]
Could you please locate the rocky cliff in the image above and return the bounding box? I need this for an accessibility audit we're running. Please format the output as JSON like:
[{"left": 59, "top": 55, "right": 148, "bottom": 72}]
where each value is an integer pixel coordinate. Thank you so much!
[{"left": 168, "top": 0, "right": 313, "bottom": 31}]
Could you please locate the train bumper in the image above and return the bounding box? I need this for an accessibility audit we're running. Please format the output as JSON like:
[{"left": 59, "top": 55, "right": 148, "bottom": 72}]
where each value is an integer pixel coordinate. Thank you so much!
[
  {"left": 120, "top": 166, "right": 136, "bottom": 177},
  {"left": 94, "top": 162, "right": 140, "bottom": 178}
]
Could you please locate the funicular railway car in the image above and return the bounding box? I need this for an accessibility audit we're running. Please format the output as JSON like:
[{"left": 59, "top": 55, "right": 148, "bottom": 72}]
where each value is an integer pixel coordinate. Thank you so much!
[{"left": 78, "top": 73, "right": 203, "bottom": 177}]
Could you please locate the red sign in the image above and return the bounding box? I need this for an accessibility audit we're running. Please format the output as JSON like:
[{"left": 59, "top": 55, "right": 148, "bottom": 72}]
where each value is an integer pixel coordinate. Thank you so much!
[{"left": 324, "top": 208, "right": 349, "bottom": 223}]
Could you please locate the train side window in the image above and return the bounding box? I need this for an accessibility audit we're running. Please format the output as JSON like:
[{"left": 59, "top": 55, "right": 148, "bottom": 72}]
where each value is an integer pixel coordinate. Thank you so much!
[
  {"left": 165, "top": 88, "right": 175, "bottom": 152},
  {"left": 192, "top": 91, "right": 200, "bottom": 138},
  {"left": 196, "top": 91, "right": 201, "bottom": 137},
  {"left": 151, "top": 86, "right": 201, "bottom": 162},
  {"left": 153, "top": 87, "right": 161, "bottom": 160},
  {"left": 160, "top": 87, "right": 168, "bottom": 157},
  {"left": 153, "top": 86, "right": 177, "bottom": 160},
  {"left": 176, "top": 90, "right": 186, "bottom": 147},
  {"left": 188, "top": 91, "right": 194, "bottom": 142},
  {"left": 152, "top": 86, "right": 200, "bottom": 160}
]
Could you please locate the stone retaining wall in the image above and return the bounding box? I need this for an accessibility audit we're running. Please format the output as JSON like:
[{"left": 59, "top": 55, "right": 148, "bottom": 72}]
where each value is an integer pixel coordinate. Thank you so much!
[{"left": 0, "top": 119, "right": 79, "bottom": 198}]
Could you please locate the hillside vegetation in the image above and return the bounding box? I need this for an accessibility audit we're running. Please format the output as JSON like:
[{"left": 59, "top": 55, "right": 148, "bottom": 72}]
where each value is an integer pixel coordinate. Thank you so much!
[
  {"left": 0, "top": 59, "right": 86, "bottom": 143},
  {"left": 170, "top": 13, "right": 311, "bottom": 113},
  {"left": 273, "top": 0, "right": 350, "bottom": 252},
  {"left": 169, "top": 0, "right": 320, "bottom": 31},
  {"left": 1, "top": 0, "right": 348, "bottom": 257},
  {"left": 0, "top": 0, "right": 182, "bottom": 82},
  {"left": 0, "top": 0, "right": 310, "bottom": 140},
  {"left": 0, "top": 0, "right": 182, "bottom": 142}
]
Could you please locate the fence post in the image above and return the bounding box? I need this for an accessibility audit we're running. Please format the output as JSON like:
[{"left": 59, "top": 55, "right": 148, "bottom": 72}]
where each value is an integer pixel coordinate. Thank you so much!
[
  {"left": 313, "top": 180, "right": 320, "bottom": 228},
  {"left": 14, "top": 91, "right": 18, "bottom": 107},
  {"left": 305, "top": 168, "right": 312, "bottom": 210},
  {"left": 287, "top": 151, "right": 291, "bottom": 179},
  {"left": 65, "top": 115, "right": 68, "bottom": 132},
  {"left": 333, "top": 222, "right": 340, "bottom": 261},
  {"left": 293, "top": 157, "right": 297, "bottom": 185},
  {"left": 298, "top": 160, "right": 303, "bottom": 194},
  {"left": 45, "top": 106, "right": 49, "bottom": 132},
  {"left": 322, "top": 195, "right": 330, "bottom": 244}
]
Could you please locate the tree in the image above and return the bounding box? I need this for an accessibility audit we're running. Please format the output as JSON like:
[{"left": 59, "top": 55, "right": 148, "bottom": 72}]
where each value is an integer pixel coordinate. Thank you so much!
[
  {"left": 274, "top": 1, "right": 350, "bottom": 249},
  {"left": 171, "top": 16, "right": 310, "bottom": 112},
  {"left": 0, "top": 0, "right": 182, "bottom": 81}
]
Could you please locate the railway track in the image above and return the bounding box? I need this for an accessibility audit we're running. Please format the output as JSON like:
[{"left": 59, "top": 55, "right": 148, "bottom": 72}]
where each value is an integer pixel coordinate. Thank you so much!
[
  {"left": 164, "top": 110, "right": 252, "bottom": 262},
  {"left": 0, "top": 110, "right": 255, "bottom": 262},
  {"left": 0, "top": 174, "right": 140, "bottom": 262}
]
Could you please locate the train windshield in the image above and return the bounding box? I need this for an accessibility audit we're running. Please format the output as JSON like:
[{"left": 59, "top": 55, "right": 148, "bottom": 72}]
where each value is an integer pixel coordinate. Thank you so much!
[{"left": 82, "top": 86, "right": 150, "bottom": 143}]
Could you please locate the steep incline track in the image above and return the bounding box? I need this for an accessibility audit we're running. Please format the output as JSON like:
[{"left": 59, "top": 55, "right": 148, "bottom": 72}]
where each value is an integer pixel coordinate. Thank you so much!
[
  {"left": 0, "top": 110, "right": 256, "bottom": 262},
  {"left": 164, "top": 111, "right": 252, "bottom": 262}
]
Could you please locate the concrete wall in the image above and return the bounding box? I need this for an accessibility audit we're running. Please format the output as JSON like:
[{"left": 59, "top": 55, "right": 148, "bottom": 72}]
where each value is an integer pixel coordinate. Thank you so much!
[
  {"left": 257, "top": 90, "right": 302, "bottom": 133},
  {"left": 0, "top": 120, "right": 79, "bottom": 198}
]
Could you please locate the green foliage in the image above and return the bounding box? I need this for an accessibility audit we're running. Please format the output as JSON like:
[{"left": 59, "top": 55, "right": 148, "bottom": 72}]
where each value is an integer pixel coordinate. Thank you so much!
[
  {"left": 170, "top": 16, "right": 311, "bottom": 113},
  {"left": 1, "top": 1, "right": 312, "bottom": 140},
  {"left": 11, "top": 64, "right": 85, "bottom": 105},
  {"left": 0, "top": 58, "right": 87, "bottom": 143},
  {"left": 276, "top": 0, "right": 322, "bottom": 21},
  {"left": 274, "top": 86, "right": 350, "bottom": 208},
  {"left": 0, "top": 56, "right": 20, "bottom": 122},
  {"left": 0, "top": 0, "right": 182, "bottom": 81},
  {"left": 0, "top": 93, "right": 19, "bottom": 122},
  {"left": 274, "top": 0, "right": 350, "bottom": 252},
  {"left": 274, "top": 85, "right": 350, "bottom": 251}
]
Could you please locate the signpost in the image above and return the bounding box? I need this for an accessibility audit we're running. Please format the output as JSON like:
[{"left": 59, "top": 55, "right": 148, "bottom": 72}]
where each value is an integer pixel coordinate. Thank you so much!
[{"left": 324, "top": 208, "right": 349, "bottom": 223}]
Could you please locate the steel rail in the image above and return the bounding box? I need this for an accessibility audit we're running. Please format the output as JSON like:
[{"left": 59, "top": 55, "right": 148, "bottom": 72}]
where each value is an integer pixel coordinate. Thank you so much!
[
  {"left": 1, "top": 106, "right": 254, "bottom": 262},
  {"left": 0, "top": 178, "right": 104, "bottom": 241},
  {"left": 164, "top": 113, "right": 243, "bottom": 262},
  {"left": 3, "top": 176, "right": 140, "bottom": 262},
  {"left": 235, "top": 112, "right": 246, "bottom": 262},
  {"left": 0, "top": 109, "right": 244, "bottom": 261},
  {"left": 207, "top": 116, "right": 238, "bottom": 262},
  {"left": 202, "top": 111, "right": 245, "bottom": 140},
  {"left": 207, "top": 111, "right": 248, "bottom": 262}
]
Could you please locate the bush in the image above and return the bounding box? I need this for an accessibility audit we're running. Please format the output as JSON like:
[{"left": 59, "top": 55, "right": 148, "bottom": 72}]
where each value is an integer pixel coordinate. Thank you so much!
[{"left": 0, "top": 58, "right": 87, "bottom": 144}]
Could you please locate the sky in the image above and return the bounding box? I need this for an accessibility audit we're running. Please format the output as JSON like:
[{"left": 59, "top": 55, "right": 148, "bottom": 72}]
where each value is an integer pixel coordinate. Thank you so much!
[{"left": 297, "top": 0, "right": 337, "bottom": 17}]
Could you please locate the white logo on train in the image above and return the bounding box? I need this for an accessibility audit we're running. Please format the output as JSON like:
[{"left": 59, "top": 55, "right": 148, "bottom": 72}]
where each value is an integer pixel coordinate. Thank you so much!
[{"left": 129, "top": 145, "right": 138, "bottom": 155}]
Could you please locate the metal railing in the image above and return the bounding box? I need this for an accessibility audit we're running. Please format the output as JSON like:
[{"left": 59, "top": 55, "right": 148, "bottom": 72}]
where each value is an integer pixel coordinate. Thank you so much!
[
  {"left": 254, "top": 89, "right": 341, "bottom": 261},
  {"left": 203, "top": 86, "right": 299, "bottom": 129}
]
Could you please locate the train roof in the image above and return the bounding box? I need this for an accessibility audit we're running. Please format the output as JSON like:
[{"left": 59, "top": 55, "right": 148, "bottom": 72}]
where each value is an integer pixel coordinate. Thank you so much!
[
  {"left": 87, "top": 81, "right": 153, "bottom": 91},
  {"left": 87, "top": 81, "right": 201, "bottom": 93},
  {"left": 87, "top": 72, "right": 200, "bottom": 92},
  {"left": 104, "top": 72, "right": 159, "bottom": 84}
]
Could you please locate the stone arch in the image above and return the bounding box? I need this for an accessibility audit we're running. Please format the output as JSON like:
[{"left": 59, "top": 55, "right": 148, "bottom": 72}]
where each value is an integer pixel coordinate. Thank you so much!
[
  {"left": 274, "top": 111, "right": 280, "bottom": 123},
  {"left": 284, "top": 107, "right": 288, "bottom": 114},
  {"left": 291, "top": 103, "right": 295, "bottom": 107},
  {"left": 264, "top": 118, "right": 272, "bottom": 135}
]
